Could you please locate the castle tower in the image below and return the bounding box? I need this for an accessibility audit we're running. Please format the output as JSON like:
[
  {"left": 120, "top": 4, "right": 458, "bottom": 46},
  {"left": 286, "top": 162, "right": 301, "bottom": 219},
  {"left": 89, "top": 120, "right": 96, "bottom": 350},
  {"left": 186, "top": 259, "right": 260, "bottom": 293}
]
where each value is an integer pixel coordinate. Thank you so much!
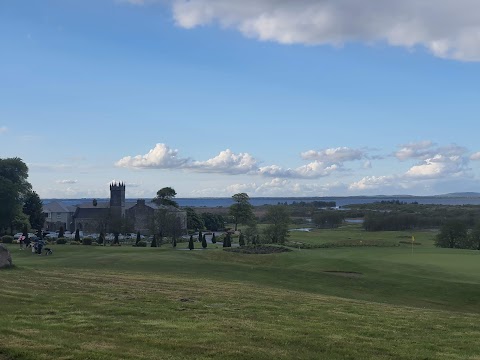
[{"left": 110, "top": 182, "right": 126, "bottom": 218}]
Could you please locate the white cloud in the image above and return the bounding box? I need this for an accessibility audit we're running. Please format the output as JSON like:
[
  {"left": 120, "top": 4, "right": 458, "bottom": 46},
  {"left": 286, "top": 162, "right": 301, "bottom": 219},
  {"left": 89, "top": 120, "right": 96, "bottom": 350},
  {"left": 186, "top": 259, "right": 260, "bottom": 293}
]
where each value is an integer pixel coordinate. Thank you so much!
[
  {"left": 349, "top": 176, "right": 396, "bottom": 191},
  {"left": 115, "top": 143, "right": 189, "bottom": 169},
  {"left": 395, "top": 141, "right": 435, "bottom": 161},
  {"left": 470, "top": 152, "right": 480, "bottom": 161},
  {"left": 191, "top": 149, "right": 258, "bottom": 174},
  {"left": 258, "top": 161, "right": 340, "bottom": 179},
  {"left": 55, "top": 179, "right": 78, "bottom": 184},
  {"left": 168, "top": 0, "right": 480, "bottom": 62},
  {"left": 405, "top": 154, "right": 468, "bottom": 179},
  {"left": 301, "top": 147, "right": 365, "bottom": 162},
  {"left": 0, "top": 126, "right": 7, "bottom": 134},
  {"left": 363, "top": 160, "right": 372, "bottom": 169}
]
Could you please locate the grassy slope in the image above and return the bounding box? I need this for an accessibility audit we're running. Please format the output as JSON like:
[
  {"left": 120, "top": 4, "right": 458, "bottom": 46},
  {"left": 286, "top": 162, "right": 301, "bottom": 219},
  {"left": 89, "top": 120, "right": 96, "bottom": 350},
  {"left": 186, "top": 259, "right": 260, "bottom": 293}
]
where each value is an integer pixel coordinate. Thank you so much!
[{"left": 1, "top": 227, "right": 480, "bottom": 359}]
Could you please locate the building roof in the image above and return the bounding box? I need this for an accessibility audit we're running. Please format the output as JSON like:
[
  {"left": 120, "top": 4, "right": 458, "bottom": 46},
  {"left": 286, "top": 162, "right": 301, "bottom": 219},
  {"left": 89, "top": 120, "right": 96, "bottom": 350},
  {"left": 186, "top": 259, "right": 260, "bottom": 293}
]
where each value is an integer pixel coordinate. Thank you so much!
[
  {"left": 74, "top": 207, "right": 110, "bottom": 219},
  {"left": 43, "top": 201, "right": 75, "bottom": 213}
]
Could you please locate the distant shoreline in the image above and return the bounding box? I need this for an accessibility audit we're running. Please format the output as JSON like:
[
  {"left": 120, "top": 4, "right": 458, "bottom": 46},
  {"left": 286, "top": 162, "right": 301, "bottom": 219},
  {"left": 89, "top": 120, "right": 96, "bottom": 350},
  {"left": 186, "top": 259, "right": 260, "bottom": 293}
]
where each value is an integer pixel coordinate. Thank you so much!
[{"left": 43, "top": 195, "right": 480, "bottom": 208}]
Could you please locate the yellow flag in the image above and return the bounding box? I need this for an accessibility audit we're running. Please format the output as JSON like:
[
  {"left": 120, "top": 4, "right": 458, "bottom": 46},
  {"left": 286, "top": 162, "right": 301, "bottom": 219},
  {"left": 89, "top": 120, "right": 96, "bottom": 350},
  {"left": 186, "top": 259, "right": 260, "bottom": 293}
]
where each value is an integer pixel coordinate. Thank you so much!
[{"left": 411, "top": 235, "right": 415, "bottom": 242}]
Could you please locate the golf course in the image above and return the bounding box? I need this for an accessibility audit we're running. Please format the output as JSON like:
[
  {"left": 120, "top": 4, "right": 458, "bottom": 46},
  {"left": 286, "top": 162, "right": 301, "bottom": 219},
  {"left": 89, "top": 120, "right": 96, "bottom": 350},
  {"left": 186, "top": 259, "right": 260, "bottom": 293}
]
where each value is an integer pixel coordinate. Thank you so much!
[{"left": 1, "top": 225, "right": 480, "bottom": 360}]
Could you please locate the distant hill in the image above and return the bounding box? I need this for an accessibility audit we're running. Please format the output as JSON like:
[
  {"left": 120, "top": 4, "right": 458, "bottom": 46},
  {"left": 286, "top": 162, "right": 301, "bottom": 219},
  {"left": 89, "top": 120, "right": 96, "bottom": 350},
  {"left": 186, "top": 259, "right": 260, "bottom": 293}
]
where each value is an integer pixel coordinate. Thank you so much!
[{"left": 437, "top": 192, "right": 480, "bottom": 198}]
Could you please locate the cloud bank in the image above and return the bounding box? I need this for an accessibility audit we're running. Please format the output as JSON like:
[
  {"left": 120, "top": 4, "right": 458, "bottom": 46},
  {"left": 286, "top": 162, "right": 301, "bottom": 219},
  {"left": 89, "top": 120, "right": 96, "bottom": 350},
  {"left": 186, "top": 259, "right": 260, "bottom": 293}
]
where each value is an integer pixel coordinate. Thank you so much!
[
  {"left": 116, "top": 143, "right": 365, "bottom": 179},
  {"left": 165, "top": 0, "right": 480, "bottom": 62}
]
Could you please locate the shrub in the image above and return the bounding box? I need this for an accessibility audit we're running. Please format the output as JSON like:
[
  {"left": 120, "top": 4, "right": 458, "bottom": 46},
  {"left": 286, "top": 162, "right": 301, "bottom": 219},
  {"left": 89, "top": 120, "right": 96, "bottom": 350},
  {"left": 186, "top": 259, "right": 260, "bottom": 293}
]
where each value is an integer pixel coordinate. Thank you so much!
[
  {"left": 82, "top": 237, "right": 93, "bottom": 245},
  {"left": 1, "top": 235, "right": 14, "bottom": 244},
  {"left": 136, "top": 241, "right": 147, "bottom": 247},
  {"left": 70, "top": 241, "right": 81, "bottom": 245},
  {"left": 56, "top": 237, "right": 67, "bottom": 245}
]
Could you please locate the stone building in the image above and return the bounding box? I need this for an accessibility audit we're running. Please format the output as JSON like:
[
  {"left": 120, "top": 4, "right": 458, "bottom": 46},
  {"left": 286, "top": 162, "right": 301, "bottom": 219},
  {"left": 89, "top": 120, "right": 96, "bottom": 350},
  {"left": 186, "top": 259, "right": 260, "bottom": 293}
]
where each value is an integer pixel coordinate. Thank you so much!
[{"left": 70, "top": 183, "right": 187, "bottom": 235}]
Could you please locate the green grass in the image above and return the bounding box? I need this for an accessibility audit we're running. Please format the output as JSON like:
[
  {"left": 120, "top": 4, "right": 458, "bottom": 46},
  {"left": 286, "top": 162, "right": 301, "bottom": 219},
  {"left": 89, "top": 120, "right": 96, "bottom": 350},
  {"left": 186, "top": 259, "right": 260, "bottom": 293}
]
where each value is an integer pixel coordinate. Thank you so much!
[{"left": 1, "top": 228, "right": 480, "bottom": 359}]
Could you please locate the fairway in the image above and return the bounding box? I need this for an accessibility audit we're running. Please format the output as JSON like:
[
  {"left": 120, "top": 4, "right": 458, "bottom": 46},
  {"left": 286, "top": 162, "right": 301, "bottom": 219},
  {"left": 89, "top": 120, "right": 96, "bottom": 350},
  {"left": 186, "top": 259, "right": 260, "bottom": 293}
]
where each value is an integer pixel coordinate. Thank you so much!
[{"left": 1, "top": 234, "right": 480, "bottom": 359}]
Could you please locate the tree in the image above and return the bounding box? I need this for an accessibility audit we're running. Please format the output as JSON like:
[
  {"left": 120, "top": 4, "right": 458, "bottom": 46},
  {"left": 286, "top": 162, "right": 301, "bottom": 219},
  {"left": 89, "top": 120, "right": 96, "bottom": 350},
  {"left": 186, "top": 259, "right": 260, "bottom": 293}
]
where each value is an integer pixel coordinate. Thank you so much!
[
  {"left": 198, "top": 230, "right": 203, "bottom": 243},
  {"left": 239, "top": 233, "right": 245, "bottom": 247},
  {"left": 201, "top": 212, "right": 225, "bottom": 231},
  {"left": 244, "top": 221, "right": 258, "bottom": 245},
  {"left": 188, "top": 236, "right": 194, "bottom": 250},
  {"left": 223, "top": 233, "right": 232, "bottom": 248},
  {"left": 23, "top": 191, "right": 44, "bottom": 231},
  {"left": 470, "top": 223, "right": 480, "bottom": 250},
  {"left": 435, "top": 220, "right": 468, "bottom": 248},
  {"left": 75, "top": 229, "right": 81, "bottom": 242},
  {"left": 313, "top": 211, "right": 344, "bottom": 229},
  {"left": 263, "top": 205, "right": 290, "bottom": 244},
  {"left": 202, "top": 234, "right": 207, "bottom": 249},
  {"left": 58, "top": 226, "right": 64, "bottom": 238},
  {"left": 136, "top": 231, "right": 141, "bottom": 246},
  {"left": 93, "top": 199, "right": 98, "bottom": 207},
  {"left": 152, "top": 187, "right": 178, "bottom": 208},
  {"left": 211, "top": 233, "right": 216, "bottom": 244},
  {"left": 229, "top": 193, "right": 254, "bottom": 231},
  {"left": 172, "top": 237, "right": 177, "bottom": 248},
  {"left": 0, "top": 158, "right": 32, "bottom": 234},
  {"left": 185, "top": 207, "right": 204, "bottom": 231},
  {"left": 151, "top": 234, "right": 157, "bottom": 247},
  {"left": 99, "top": 232, "right": 105, "bottom": 246}
]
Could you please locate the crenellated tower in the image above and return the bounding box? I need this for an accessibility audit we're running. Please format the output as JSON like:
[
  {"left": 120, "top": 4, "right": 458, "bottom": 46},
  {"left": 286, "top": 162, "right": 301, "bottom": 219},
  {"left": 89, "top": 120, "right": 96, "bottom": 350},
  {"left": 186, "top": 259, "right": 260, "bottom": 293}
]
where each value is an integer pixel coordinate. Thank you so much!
[{"left": 110, "top": 182, "right": 126, "bottom": 218}]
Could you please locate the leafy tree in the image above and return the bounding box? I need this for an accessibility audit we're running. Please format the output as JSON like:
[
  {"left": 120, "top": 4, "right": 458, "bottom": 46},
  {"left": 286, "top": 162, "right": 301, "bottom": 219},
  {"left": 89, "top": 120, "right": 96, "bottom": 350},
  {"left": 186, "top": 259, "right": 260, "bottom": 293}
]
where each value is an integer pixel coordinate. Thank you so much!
[
  {"left": 201, "top": 212, "right": 225, "bottom": 231},
  {"left": 435, "top": 221, "right": 468, "bottom": 248},
  {"left": 151, "top": 234, "right": 157, "bottom": 247},
  {"left": 188, "top": 236, "right": 194, "bottom": 250},
  {"left": 263, "top": 205, "right": 290, "bottom": 244},
  {"left": 211, "top": 233, "right": 216, "bottom": 244},
  {"left": 185, "top": 207, "right": 204, "bottom": 230},
  {"left": 229, "top": 193, "right": 254, "bottom": 231},
  {"left": 202, "top": 234, "right": 207, "bottom": 249},
  {"left": 470, "top": 223, "right": 480, "bottom": 250},
  {"left": 58, "top": 226, "right": 64, "bottom": 238},
  {"left": 244, "top": 222, "right": 258, "bottom": 245},
  {"left": 239, "top": 233, "right": 245, "bottom": 247},
  {"left": 0, "top": 158, "right": 32, "bottom": 234},
  {"left": 23, "top": 191, "right": 44, "bottom": 231},
  {"left": 136, "top": 231, "right": 141, "bottom": 246},
  {"left": 152, "top": 187, "right": 178, "bottom": 208},
  {"left": 75, "top": 229, "right": 81, "bottom": 242},
  {"left": 313, "top": 211, "right": 344, "bottom": 229}
]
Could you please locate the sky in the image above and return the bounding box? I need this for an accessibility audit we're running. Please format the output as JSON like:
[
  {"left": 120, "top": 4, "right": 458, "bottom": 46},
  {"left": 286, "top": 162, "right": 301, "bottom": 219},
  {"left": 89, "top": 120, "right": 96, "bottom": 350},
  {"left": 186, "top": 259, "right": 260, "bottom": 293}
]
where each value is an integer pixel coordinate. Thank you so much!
[{"left": 1, "top": 0, "right": 480, "bottom": 199}]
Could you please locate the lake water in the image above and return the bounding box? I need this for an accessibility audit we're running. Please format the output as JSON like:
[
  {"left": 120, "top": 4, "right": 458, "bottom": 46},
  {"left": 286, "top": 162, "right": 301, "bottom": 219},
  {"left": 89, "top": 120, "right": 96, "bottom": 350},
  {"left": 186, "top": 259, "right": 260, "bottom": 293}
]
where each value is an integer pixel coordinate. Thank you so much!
[{"left": 43, "top": 196, "right": 480, "bottom": 208}]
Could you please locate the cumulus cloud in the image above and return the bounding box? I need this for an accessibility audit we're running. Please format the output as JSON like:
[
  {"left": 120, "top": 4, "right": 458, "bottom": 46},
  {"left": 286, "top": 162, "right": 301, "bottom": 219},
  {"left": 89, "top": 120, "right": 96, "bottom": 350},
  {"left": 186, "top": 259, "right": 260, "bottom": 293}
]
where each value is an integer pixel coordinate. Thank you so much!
[
  {"left": 395, "top": 141, "right": 435, "bottom": 161},
  {"left": 166, "top": 0, "right": 480, "bottom": 61},
  {"left": 55, "top": 179, "right": 78, "bottom": 184},
  {"left": 115, "top": 143, "right": 189, "bottom": 169},
  {"left": 405, "top": 154, "right": 468, "bottom": 179},
  {"left": 0, "top": 126, "right": 7, "bottom": 134},
  {"left": 349, "top": 175, "right": 396, "bottom": 191},
  {"left": 470, "top": 152, "right": 480, "bottom": 161},
  {"left": 191, "top": 149, "right": 258, "bottom": 174}
]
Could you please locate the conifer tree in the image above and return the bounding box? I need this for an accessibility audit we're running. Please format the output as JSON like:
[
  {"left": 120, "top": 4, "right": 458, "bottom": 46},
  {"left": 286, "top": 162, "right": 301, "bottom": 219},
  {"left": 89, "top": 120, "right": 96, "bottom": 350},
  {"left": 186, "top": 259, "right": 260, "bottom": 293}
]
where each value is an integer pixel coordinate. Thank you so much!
[
  {"left": 136, "top": 231, "right": 141, "bottom": 246},
  {"left": 151, "top": 234, "right": 157, "bottom": 247},
  {"left": 198, "top": 230, "right": 203, "bottom": 242},
  {"left": 188, "top": 236, "right": 194, "bottom": 250},
  {"left": 99, "top": 232, "right": 105, "bottom": 246},
  {"left": 239, "top": 233, "right": 245, "bottom": 247},
  {"left": 58, "top": 226, "right": 64, "bottom": 239},
  {"left": 202, "top": 234, "right": 207, "bottom": 249},
  {"left": 211, "top": 233, "right": 216, "bottom": 244},
  {"left": 75, "top": 229, "right": 80, "bottom": 242},
  {"left": 172, "top": 237, "right": 177, "bottom": 248}
]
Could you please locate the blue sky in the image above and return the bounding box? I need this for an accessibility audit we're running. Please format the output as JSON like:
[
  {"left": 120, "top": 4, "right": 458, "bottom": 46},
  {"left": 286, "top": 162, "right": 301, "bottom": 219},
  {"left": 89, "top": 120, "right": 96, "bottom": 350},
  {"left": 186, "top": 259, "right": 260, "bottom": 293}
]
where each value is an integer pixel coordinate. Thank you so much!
[{"left": 1, "top": 0, "right": 480, "bottom": 198}]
